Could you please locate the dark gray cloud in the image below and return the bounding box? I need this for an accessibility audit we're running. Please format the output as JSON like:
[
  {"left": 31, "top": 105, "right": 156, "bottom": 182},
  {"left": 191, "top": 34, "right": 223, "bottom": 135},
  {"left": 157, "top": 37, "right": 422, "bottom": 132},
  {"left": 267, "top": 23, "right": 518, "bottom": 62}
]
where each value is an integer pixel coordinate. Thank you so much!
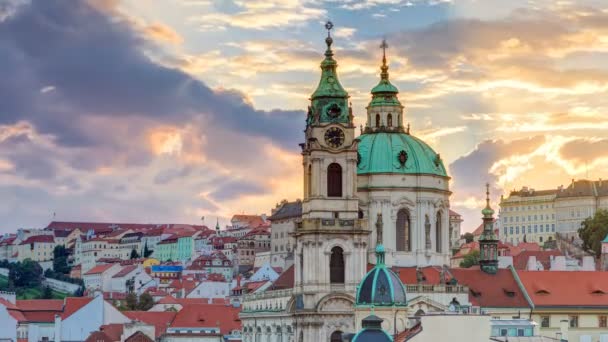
[
  {"left": 0, "top": 0, "right": 303, "bottom": 151},
  {"left": 209, "top": 179, "right": 267, "bottom": 201}
]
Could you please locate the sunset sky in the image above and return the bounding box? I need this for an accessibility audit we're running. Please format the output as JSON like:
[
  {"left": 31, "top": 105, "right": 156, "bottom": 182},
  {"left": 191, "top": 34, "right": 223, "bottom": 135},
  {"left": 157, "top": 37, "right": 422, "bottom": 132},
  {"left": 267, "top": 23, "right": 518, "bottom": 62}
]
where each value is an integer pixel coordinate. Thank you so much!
[{"left": 1, "top": 0, "right": 608, "bottom": 233}]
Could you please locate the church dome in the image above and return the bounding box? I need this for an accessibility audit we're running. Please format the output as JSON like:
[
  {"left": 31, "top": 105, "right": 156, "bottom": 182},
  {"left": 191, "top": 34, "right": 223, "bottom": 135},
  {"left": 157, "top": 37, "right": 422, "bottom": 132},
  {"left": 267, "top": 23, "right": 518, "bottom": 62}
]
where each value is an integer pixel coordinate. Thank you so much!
[
  {"left": 356, "top": 245, "right": 407, "bottom": 306},
  {"left": 351, "top": 315, "right": 393, "bottom": 342},
  {"left": 357, "top": 132, "right": 447, "bottom": 177}
]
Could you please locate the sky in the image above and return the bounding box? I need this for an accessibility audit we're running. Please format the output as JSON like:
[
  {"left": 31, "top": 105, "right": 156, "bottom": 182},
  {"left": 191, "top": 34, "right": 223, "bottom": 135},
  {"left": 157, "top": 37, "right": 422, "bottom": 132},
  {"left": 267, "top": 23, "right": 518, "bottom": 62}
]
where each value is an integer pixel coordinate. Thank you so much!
[{"left": 1, "top": 0, "right": 608, "bottom": 233}]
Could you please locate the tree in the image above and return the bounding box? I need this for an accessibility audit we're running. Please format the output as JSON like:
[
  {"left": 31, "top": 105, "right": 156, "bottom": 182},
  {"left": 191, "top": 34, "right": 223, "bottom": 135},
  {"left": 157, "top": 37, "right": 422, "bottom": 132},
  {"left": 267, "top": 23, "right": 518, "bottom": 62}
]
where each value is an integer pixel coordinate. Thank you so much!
[
  {"left": 578, "top": 209, "right": 608, "bottom": 257},
  {"left": 143, "top": 242, "right": 153, "bottom": 258},
  {"left": 42, "top": 285, "right": 53, "bottom": 299},
  {"left": 130, "top": 248, "right": 140, "bottom": 259},
  {"left": 53, "top": 245, "right": 70, "bottom": 274},
  {"left": 459, "top": 250, "right": 480, "bottom": 268},
  {"left": 462, "top": 232, "right": 475, "bottom": 243},
  {"left": 10, "top": 259, "right": 43, "bottom": 288},
  {"left": 125, "top": 292, "right": 138, "bottom": 310},
  {"left": 137, "top": 293, "right": 154, "bottom": 311}
]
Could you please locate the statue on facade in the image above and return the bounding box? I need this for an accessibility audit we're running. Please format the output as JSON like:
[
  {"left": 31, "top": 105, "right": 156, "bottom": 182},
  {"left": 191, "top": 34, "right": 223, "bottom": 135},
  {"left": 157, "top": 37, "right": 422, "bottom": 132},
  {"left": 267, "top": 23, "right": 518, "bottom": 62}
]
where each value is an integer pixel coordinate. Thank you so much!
[
  {"left": 376, "top": 213, "right": 384, "bottom": 244},
  {"left": 425, "top": 215, "right": 431, "bottom": 249}
]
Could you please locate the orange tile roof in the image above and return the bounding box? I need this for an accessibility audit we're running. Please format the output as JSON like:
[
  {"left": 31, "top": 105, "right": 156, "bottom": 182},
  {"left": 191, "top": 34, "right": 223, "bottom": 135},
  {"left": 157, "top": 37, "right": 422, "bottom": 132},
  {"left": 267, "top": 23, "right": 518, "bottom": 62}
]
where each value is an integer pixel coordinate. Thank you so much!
[
  {"left": 112, "top": 265, "right": 138, "bottom": 278},
  {"left": 85, "top": 263, "right": 115, "bottom": 275},
  {"left": 517, "top": 271, "right": 608, "bottom": 307},
  {"left": 270, "top": 265, "right": 294, "bottom": 290},
  {"left": 512, "top": 250, "right": 563, "bottom": 270},
  {"left": 170, "top": 304, "right": 241, "bottom": 334},
  {"left": 16, "top": 299, "right": 63, "bottom": 311},
  {"left": 450, "top": 268, "right": 529, "bottom": 308},
  {"left": 392, "top": 266, "right": 444, "bottom": 285},
  {"left": 61, "top": 297, "right": 93, "bottom": 319},
  {"left": 99, "top": 324, "right": 124, "bottom": 341},
  {"left": 123, "top": 311, "right": 177, "bottom": 338},
  {"left": 19, "top": 235, "right": 55, "bottom": 245},
  {"left": 84, "top": 331, "right": 114, "bottom": 342}
]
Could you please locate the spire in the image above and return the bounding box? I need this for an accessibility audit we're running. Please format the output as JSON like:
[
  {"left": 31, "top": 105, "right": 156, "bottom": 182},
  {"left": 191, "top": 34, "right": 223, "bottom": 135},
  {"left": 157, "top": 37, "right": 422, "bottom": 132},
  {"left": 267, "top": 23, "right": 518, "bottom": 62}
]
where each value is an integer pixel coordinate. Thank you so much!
[
  {"left": 309, "top": 21, "right": 349, "bottom": 125},
  {"left": 380, "top": 38, "right": 389, "bottom": 81},
  {"left": 479, "top": 183, "right": 498, "bottom": 274},
  {"left": 370, "top": 38, "right": 398, "bottom": 95},
  {"left": 215, "top": 218, "right": 220, "bottom": 232}
]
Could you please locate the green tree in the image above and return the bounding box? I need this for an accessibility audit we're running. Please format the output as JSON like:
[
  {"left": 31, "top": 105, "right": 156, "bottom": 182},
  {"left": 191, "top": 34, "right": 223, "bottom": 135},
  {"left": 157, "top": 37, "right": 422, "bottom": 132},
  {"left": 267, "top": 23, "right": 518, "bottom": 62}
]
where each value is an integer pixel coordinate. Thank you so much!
[
  {"left": 42, "top": 285, "right": 53, "bottom": 299},
  {"left": 578, "top": 209, "right": 608, "bottom": 257},
  {"left": 130, "top": 248, "right": 140, "bottom": 259},
  {"left": 125, "top": 292, "right": 138, "bottom": 310},
  {"left": 459, "top": 250, "right": 480, "bottom": 268},
  {"left": 137, "top": 293, "right": 154, "bottom": 311},
  {"left": 143, "top": 242, "right": 153, "bottom": 258},
  {"left": 462, "top": 232, "right": 475, "bottom": 243},
  {"left": 10, "top": 259, "right": 43, "bottom": 288},
  {"left": 53, "top": 245, "right": 70, "bottom": 274}
]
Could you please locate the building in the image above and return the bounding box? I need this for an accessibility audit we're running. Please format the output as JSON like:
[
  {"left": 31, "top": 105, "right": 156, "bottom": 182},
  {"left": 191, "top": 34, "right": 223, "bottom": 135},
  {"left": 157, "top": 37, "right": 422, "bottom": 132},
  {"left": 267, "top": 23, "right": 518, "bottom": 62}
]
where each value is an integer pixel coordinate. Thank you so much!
[
  {"left": 555, "top": 179, "right": 608, "bottom": 239},
  {"left": 240, "top": 25, "right": 452, "bottom": 340},
  {"left": 16, "top": 235, "right": 56, "bottom": 262},
  {"left": 499, "top": 187, "right": 557, "bottom": 245},
  {"left": 449, "top": 209, "right": 463, "bottom": 252},
  {"left": 186, "top": 251, "right": 234, "bottom": 281},
  {"left": 268, "top": 200, "right": 301, "bottom": 269},
  {"left": 83, "top": 263, "right": 122, "bottom": 291},
  {"left": 237, "top": 228, "right": 270, "bottom": 271}
]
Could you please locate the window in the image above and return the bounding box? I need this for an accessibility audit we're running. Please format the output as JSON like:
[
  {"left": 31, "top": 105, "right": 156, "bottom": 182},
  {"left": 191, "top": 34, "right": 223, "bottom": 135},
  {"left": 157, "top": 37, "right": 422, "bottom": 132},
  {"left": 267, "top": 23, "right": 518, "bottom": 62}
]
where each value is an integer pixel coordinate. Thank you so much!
[
  {"left": 330, "top": 331, "right": 343, "bottom": 342},
  {"left": 569, "top": 315, "right": 579, "bottom": 328},
  {"left": 375, "top": 114, "right": 380, "bottom": 127},
  {"left": 387, "top": 113, "right": 393, "bottom": 127},
  {"left": 600, "top": 315, "right": 607, "bottom": 328},
  {"left": 552, "top": 224, "right": 555, "bottom": 232},
  {"left": 516, "top": 227, "right": 519, "bottom": 234},
  {"left": 541, "top": 316, "right": 550, "bottom": 328},
  {"left": 330, "top": 247, "right": 345, "bottom": 284},
  {"left": 327, "top": 163, "right": 342, "bottom": 197},
  {"left": 435, "top": 212, "right": 442, "bottom": 253},
  {"left": 396, "top": 209, "right": 411, "bottom": 252},
  {"left": 510, "top": 227, "right": 514, "bottom": 234},
  {"left": 504, "top": 227, "right": 508, "bottom": 236}
]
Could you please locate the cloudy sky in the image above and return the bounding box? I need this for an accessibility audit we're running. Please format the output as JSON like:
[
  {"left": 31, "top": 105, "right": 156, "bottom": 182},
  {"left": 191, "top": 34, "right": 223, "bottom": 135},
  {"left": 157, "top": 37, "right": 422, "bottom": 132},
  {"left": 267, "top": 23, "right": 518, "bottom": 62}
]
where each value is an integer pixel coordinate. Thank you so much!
[{"left": 1, "top": 0, "right": 608, "bottom": 233}]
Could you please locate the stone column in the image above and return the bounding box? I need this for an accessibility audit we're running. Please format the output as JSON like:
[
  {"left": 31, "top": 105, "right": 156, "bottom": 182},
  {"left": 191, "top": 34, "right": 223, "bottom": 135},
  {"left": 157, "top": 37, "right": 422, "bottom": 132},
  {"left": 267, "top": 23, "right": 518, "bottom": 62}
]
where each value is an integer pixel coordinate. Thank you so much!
[{"left": 311, "top": 158, "right": 321, "bottom": 197}]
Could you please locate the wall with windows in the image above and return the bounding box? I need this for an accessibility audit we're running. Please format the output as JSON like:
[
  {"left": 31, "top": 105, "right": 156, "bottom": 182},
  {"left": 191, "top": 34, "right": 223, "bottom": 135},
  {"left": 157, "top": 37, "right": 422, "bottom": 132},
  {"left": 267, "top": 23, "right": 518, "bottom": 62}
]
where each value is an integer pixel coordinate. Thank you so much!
[{"left": 499, "top": 191, "right": 557, "bottom": 245}]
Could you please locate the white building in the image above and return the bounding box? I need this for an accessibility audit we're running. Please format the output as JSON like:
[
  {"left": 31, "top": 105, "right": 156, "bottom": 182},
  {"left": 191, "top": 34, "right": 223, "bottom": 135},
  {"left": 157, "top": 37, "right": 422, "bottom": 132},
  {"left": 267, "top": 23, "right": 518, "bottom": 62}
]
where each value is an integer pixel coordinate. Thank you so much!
[
  {"left": 83, "top": 263, "right": 121, "bottom": 291},
  {"left": 268, "top": 200, "right": 300, "bottom": 269},
  {"left": 555, "top": 179, "right": 608, "bottom": 239},
  {"left": 499, "top": 187, "right": 557, "bottom": 245}
]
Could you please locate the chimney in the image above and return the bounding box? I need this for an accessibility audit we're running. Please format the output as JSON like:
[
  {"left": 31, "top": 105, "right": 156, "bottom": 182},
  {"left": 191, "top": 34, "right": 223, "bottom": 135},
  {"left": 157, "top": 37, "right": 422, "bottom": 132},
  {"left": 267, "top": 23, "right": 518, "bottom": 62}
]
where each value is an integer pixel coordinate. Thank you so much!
[
  {"left": 54, "top": 314, "right": 62, "bottom": 342},
  {"left": 527, "top": 256, "right": 538, "bottom": 271},
  {"left": 559, "top": 319, "right": 569, "bottom": 341}
]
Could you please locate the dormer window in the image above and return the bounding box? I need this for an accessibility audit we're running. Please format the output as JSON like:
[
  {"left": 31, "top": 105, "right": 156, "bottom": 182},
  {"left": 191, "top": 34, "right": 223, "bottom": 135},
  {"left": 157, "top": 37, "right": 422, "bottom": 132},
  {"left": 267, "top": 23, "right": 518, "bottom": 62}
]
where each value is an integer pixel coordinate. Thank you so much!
[{"left": 535, "top": 289, "right": 550, "bottom": 296}]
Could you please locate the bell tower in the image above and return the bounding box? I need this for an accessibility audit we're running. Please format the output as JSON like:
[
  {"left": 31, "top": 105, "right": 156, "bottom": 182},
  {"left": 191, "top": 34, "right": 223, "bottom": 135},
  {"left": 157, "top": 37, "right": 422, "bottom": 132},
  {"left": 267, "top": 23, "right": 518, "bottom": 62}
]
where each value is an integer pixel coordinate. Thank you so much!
[{"left": 293, "top": 22, "right": 369, "bottom": 341}]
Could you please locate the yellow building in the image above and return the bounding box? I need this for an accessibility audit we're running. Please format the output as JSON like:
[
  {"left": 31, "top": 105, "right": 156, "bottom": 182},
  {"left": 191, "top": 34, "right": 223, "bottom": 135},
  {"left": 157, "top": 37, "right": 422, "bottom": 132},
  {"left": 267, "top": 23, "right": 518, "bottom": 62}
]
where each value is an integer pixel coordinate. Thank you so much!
[
  {"left": 16, "top": 235, "right": 56, "bottom": 262},
  {"left": 499, "top": 187, "right": 557, "bottom": 245},
  {"left": 517, "top": 271, "right": 608, "bottom": 341}
]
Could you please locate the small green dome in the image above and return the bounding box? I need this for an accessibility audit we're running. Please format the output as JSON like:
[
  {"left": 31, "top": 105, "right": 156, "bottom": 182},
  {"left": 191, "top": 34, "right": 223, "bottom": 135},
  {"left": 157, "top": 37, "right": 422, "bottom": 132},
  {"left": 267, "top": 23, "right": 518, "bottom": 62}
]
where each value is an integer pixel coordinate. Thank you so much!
[
  {"left": 356, "top": 255, "right": 407, "bottom": 306},
  {"left": 357, "top": 133, "right": 447, "bottom": 177},
  {"left": 482, "top": 207, "right": 495, "bottom": 216},
  {"left": 371, "top": 79, "right": 399, "bottom": 94}
]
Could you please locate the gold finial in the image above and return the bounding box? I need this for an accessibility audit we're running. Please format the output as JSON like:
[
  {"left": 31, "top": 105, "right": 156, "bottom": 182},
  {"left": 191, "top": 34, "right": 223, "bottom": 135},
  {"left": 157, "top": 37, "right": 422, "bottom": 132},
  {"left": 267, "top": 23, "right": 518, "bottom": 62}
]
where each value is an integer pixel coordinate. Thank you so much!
[{"left": 380, "top": 38, "right": 389, "bottom": 80}]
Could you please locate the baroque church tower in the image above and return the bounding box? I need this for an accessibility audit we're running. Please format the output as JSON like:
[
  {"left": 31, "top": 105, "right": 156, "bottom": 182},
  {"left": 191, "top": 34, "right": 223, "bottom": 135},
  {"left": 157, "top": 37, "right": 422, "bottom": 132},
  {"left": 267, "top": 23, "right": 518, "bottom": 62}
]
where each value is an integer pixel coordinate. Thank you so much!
[{"left": 294, "top": 22, "right": 369, "bottom": 341}]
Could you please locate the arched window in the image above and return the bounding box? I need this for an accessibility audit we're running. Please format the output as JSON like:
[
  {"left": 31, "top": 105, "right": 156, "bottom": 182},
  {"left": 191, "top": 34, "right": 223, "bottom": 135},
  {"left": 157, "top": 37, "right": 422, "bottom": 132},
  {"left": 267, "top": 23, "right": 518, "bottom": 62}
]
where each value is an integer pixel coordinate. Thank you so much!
[
  {"left": 387, "top": 113, "right": 393, "bottom": 127},
  {"left": 307, "top": 164, "right": 312, "bottom": 197},
  {"left": 375, "top": 114, "right": 380, "bottom": 128},
  {"left": 330, "top": 247, "right": 345, "bottom": 284},
  {"left": 436, "top": 212, "right": 442, "bottom": 253},
  {"left": 396, "top": 209, "right": 411, "bottom": 252},
  {"left": 330, "top": 331, "right": 343, "bottom": 342},
  {"left": 327, "top": 163, "right": 342, "bottom": 197}
]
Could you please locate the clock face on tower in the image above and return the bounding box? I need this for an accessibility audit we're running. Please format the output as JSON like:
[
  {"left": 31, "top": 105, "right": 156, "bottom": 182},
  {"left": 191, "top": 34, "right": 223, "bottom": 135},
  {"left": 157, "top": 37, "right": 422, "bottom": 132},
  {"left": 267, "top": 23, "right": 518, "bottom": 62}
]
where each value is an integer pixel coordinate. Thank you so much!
[{"left": 324, "top": 127, "right": 345, "bottom": 148}]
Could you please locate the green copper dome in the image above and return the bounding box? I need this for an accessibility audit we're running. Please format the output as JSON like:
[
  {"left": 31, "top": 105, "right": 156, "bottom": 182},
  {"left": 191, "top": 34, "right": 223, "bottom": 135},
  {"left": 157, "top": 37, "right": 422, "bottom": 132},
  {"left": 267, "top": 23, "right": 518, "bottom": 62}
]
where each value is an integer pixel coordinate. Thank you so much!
[{"left": 357, "top": 133, "right": 447, "bottom": 176}]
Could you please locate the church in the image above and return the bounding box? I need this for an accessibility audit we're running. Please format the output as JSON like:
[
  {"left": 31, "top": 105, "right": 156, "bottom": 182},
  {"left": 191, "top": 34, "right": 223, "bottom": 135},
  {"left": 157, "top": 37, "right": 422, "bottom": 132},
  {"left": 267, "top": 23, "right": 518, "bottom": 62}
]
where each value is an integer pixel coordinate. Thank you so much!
[{"left": 240, "top": 22, "right": 455, "bottom": 341}]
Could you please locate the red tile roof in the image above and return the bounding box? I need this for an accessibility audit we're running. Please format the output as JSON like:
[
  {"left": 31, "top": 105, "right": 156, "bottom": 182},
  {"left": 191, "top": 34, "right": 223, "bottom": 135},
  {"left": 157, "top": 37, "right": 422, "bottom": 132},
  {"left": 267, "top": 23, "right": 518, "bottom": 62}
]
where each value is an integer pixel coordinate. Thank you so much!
[
  {"left": 450, "top": 268, "right": 529, "bottom": 308},
  {"left": 99, "top": 324, "right": 124, "bottom": 341},
  {"left": 271, "top": 265, "right": 294, "bottom": 290},
  {"left": 16, "top": 299, "right": 64, "bottom": 311},
  {"left": 85, "top": 263, "right": 116, "bottom": 275},
  {"left": 392, "top": 266, "right": 444, "bottom": 285},
  {"left": 512, "top": 250, "right": 563, "bottom": 270},
  {"left": 517, "top": 271, "right": 608, "bottom": 307},
  {"left": 84, "top": 331, "right": 114, "bottom": 342},
  {"left": 61, "top": 297, "right": 94, "bottom": 319},
  {"left": 157, "top": 295, "right": 178, "bottom": 305},
  {"left": 245, "top": 280, "right": 268, "bottom": 292},
  {"left": 19, "top": 235, "right": 55, "bottom": 245},
  {"left": 124, "top": 331, "right": 154, "bottom": 342},
  {"left": 123, "top": 311, "right": 177, "bottom": 338},
  {"left": 112, "top": 265, "right": 138, "bottom": 278},
  {"left": 170, "top": 304, "right": 241, "bottom": 334}
]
